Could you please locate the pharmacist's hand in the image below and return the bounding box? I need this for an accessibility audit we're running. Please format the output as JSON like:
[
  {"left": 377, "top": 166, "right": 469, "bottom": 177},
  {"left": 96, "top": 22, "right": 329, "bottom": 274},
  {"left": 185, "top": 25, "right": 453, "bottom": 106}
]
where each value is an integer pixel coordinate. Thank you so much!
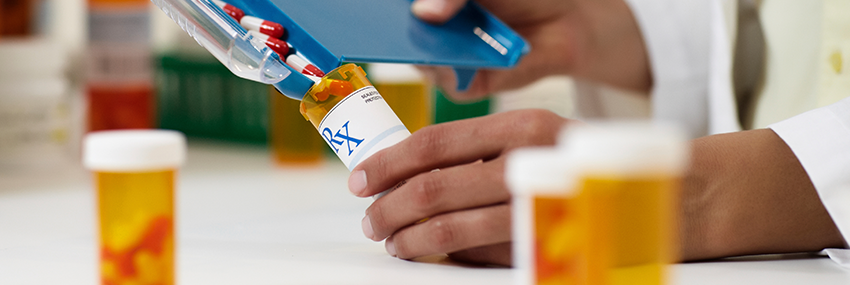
[
  {"left": 411, "top": 0, "right": 650, "bottom": 102},
  {"left": 348, "top": 110, "right": 570, "bottom": 266}
]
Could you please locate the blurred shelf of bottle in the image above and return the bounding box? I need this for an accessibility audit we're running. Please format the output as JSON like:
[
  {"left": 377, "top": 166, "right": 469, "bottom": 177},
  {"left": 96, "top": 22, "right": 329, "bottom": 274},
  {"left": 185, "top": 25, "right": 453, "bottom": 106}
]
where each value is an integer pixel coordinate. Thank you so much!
[
  {"left": 156, "top": 53, "right": 269, "bottom": 144},
  {"left": 0, "top": 38, "right": 79, "bottom": 171},
  {"left": 85, "top": 0, "right": 156, "bottom": 132},
  {"left": 1, "top": 0, "right": 90, "bottom": 65},
  {"left": 0, "top": 0, "right": 37, "bottom": 37}
]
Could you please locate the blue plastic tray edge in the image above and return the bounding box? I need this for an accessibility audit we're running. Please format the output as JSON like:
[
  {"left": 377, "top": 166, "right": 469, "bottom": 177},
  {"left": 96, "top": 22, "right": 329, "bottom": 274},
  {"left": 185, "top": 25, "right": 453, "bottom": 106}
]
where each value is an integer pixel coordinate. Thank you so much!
[{"left": 220, "top": 0, "right": 530, "bottom": 98}]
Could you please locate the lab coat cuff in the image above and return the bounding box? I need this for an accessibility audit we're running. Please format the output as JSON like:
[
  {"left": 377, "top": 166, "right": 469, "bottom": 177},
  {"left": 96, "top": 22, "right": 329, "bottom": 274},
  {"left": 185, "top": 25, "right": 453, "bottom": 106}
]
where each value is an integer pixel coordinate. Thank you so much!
[{"left": 769, "top": 98, "right": 850, "bottom": 247}]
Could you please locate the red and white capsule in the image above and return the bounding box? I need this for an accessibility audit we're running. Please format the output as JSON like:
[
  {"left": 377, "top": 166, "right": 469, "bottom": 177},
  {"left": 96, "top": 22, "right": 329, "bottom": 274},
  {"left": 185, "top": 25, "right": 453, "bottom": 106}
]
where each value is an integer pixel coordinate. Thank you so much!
[
  {"left": 285, "top": 53, "right": 325, "bottom": 77},
  {"left": 211, "top": 0, "right": 244, "bottom": 21},
  {"left": 240, "top": 15, "right": 286, "bottom": 39},
  {"left": 248, "top": 30, "right": 290, "bottom": 56}
]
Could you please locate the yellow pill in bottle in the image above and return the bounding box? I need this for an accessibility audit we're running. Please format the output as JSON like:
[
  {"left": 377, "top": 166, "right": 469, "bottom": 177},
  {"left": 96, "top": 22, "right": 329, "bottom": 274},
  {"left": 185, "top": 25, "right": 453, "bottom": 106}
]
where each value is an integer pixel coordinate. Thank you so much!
[
  {"left": 84, "top": 130, "right": 186, "bottom": 285},
  {"left": 299, "top": 63, "right": 411, "bottom": 172}
]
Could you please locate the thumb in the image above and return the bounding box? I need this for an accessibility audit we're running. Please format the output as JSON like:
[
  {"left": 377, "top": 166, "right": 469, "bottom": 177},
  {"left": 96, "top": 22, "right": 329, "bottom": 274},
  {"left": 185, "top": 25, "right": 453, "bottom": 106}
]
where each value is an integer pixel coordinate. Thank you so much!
[{"left": 411, "top": 0, "right": 469, "bottom": 24}]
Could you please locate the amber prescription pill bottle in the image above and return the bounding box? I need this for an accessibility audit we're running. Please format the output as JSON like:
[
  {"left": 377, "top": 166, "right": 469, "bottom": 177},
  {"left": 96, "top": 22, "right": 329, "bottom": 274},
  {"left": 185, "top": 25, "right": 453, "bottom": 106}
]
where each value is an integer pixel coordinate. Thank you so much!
[
  {"left": 299, "top": 63, "right": 411, "bottom": 171},
  {"left": 559, "top": 122, "right": 688, "bottom": 285},
  {"left": 84, "top": 130, "right": 186, "bottom": 285},
  {"left": 506, "top": 147, "right": 584, "bottom": 285},
  {"left": 269, "top": 85, "right": 325, "bottom": 166},
  {"left": 368, "top": 63, "right": 431, "bottom": 133}
]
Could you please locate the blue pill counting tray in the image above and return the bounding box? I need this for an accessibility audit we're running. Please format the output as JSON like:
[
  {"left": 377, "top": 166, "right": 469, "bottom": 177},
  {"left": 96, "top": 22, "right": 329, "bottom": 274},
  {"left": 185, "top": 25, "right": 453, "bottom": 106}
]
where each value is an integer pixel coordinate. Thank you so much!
[{"left": 221, "top": 0, "right": 529, "bottom": 99}]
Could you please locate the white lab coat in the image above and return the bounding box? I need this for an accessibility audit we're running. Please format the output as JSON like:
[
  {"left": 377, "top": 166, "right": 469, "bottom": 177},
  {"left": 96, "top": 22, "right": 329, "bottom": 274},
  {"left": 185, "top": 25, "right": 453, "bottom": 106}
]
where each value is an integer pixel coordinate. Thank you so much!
[{"left": 622, "top": 0, "right": 850, "bottom": 265}]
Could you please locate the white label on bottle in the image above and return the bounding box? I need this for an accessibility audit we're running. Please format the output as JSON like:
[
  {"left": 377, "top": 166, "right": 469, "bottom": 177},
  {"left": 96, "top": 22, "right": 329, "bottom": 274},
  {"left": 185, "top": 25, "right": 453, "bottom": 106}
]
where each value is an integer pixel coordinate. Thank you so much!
[{"left": 319, "top": 86, "right": 411, "bottom": 170}]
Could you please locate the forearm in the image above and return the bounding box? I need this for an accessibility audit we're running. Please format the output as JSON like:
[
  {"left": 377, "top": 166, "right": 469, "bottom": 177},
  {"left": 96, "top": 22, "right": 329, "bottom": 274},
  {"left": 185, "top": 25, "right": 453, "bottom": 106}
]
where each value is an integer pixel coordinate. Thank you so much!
[
  {"left": 569, "top": 0, "right": 651, "bottom": 93},
  {"left": 681, "top": 129, "right": 845, "bottom": 261}
]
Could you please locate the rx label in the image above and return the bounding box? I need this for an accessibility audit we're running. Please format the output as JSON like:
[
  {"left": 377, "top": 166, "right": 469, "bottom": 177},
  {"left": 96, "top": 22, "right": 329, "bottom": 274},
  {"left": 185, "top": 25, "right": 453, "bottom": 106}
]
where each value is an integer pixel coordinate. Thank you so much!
[{"left": 322, "top": 121, "right": 364, "bottom": 156}]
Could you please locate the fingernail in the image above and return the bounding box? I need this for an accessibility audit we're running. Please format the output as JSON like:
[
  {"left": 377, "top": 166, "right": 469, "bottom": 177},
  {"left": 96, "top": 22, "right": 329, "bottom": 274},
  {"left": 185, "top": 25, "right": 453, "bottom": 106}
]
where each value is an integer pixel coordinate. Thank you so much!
[
  {"left": 361, "top": 215, "right": 374, "bottom": 240},
  {"left": 348, "top": 170, "right": 367, "bottom": 196},
  {"left": 385, "top": 237, "right": 397, "bottom": 257},
  {"left": 411, "top": 0, "right": 445, "bottom": 17}
]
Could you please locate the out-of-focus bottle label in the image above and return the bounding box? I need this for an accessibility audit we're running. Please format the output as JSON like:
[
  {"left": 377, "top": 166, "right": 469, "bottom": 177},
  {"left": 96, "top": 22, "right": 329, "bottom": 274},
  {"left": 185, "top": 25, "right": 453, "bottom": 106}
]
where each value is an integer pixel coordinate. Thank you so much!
[
  {"left": 318, "top": 86, "right": 411, "bottom": 170},
  {"left": 86, "top": 45, "right": 152, "bottom": 83},
  {"left": 86, "top": 44, "right": 153, "bottom": 83},
  {"left": 88, "top": 9, "right": 150, "bottom": 44},
  {"left": 87, "top": 8, "right": 151, "bottom": 84}
]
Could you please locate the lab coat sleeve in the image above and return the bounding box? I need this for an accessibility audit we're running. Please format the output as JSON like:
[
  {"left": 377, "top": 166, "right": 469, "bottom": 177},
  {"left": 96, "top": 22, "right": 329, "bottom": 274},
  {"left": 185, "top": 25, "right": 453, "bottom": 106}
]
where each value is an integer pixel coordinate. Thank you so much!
[
  {"left": 622, "top": 0, "right": 716, "bottom": 138},
  {"left": 769, "top": 97, "right": 850, "bottom": 251},
  {"left": 628, "top": 0, "right": 850, "bottom": 262}
]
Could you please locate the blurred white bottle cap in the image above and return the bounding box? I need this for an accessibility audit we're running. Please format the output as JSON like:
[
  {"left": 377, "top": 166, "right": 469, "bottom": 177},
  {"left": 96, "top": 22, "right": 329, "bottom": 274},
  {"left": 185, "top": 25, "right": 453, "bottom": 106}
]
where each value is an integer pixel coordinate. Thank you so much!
[
  {"left": 367, "top": 63, "right": 424, "bottom": 83},
  {"left": 558, "top": 121, "right": 689, "bottom": 176},
  {"left": 505, "top": 147, "right": 575, "bottom": 196},
  {"left": 84, "top": 130, "right": 187, "bottom": 171}
]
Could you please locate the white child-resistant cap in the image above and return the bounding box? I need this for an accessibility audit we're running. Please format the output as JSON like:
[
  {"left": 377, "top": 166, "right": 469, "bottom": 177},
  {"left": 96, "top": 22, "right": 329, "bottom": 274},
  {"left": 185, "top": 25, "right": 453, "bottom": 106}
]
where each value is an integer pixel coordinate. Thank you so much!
[
  {"left": 505, "top": 147, "right": 575, "bottom": 196},
  {"left": 84, "top": 130, "right": 187, "bottom": 171},
  {"left": 558, "top": 121, "right": 689, "bottom": 176}
]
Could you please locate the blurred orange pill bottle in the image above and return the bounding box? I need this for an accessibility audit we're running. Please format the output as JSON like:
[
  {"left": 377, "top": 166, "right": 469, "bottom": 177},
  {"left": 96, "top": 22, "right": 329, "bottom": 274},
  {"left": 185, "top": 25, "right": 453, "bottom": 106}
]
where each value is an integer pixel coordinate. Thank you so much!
[
  {"left": 269, "top": 85, "right": 325, "bottom": 166},
  {"left": 508, "top": 122, "right": 687, "bottom": 285},
  {"left": 368, "top": 63, "right": 431, "bottom": 133},
  {"left": 507, "top": 148, "right": 586, "bottom": 285},
  {"left": 84, "top": 130, "right": 186, "bottom": 285},
  {"left": 566, "top": 123, "right": 687, "bottom": 285},
  {"left": 299, "top": 63, "right": 411, "bottom": 172},
  {"left": 0, "top": 0, "right": 36, "bottom": 36}
]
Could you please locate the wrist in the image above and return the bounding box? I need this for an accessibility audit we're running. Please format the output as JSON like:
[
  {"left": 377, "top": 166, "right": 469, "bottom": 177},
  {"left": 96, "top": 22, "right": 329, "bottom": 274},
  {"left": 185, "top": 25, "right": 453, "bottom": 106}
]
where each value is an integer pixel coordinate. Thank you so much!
[{"left": 681, "top": 129, "right": 844, "bottom": 260}]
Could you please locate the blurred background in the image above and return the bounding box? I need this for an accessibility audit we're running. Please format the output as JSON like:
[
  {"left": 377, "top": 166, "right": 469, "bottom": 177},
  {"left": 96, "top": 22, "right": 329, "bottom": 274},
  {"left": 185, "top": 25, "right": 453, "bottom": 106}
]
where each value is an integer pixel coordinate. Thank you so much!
[{"left": 0, "top": 0, "right": 641, "bottom": 173}]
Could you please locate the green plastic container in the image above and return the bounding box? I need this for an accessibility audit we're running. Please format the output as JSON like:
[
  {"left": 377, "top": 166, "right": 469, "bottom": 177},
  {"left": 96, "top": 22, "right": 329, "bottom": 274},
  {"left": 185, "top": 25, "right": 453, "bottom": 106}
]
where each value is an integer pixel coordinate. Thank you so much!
[
  {"left": 433, "top": 88, "right": 491, "bottom": 124},
  {"left": 156, "top": 53, "right": 268, "bottom": 143}
]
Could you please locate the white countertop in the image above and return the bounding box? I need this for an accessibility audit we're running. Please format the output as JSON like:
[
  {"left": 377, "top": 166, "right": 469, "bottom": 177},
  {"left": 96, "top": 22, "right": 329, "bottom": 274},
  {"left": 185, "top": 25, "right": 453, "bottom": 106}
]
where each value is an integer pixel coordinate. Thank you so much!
[{"left": 1, "top": 141, "right": 848, "bottom": 284}]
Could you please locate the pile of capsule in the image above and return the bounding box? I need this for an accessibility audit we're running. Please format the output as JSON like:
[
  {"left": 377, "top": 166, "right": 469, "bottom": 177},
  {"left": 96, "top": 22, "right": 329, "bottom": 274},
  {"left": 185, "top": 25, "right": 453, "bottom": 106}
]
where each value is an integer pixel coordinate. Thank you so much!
[{"left": 212, "top": 0, "right": 325, "bottom": 78}]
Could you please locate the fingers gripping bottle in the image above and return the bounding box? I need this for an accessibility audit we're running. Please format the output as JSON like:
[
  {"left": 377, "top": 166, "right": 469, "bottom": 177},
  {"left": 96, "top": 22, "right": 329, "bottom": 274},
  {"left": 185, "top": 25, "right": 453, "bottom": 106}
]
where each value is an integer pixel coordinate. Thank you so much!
[{"left": 300, "top": 63, "right": 411, "bottom": 172}]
